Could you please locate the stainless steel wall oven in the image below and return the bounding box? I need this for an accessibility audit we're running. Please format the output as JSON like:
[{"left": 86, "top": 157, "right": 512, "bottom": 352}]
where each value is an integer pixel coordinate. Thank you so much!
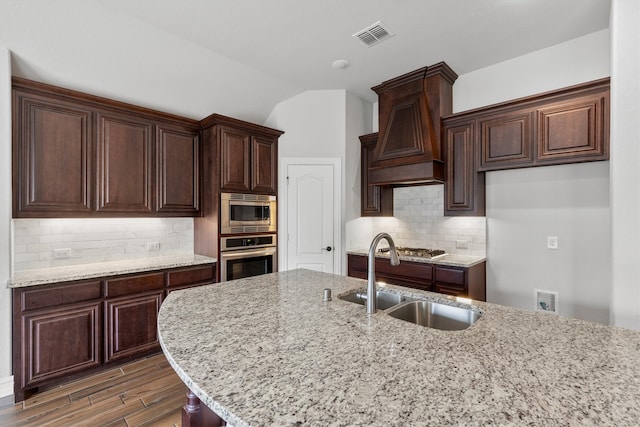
[{"left": 219, "top": 234, "right": 277, "bottom": 281}]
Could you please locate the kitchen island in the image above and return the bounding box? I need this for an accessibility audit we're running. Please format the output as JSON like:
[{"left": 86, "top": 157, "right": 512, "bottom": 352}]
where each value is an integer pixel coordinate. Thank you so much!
[{"left": 158, "top": 269, "right": 640, "bottom": 426}]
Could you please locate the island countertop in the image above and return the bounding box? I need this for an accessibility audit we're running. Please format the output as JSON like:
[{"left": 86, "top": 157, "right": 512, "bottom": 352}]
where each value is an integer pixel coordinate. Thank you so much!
[{"left": 158, "top": 269, "right": 640, "bottom": 426}]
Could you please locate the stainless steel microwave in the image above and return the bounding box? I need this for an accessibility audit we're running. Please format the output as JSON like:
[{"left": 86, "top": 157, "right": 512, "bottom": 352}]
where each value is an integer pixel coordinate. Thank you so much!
[{"left": 220, "top": 192, "right": 277, "bottom": 234}]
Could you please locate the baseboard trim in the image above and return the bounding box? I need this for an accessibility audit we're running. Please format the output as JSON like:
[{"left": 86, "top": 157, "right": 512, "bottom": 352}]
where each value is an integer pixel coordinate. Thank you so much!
[{"left": 0, "top": 375, "right": 13, "bottom": 403}]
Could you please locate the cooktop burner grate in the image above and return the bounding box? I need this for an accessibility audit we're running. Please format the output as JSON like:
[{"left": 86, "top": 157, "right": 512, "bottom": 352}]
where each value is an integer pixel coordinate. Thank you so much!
[{"left": 378, "top": 247, "right": 447, "bottom": 259}]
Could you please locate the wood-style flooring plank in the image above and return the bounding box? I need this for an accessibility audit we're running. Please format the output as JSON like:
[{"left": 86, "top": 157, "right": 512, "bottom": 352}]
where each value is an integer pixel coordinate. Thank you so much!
[
  {"left": 12, "top": 397, "right": 92, "bottom": 427},
  {"left": 0, "top": 353, "right": 189, "bottom": 427},
  {"left": 125, "top": 391, "right": 186, "bottom": 426},
  {"left": 120, "top": 371, "right": 185, "bottom": 404},
  {"left": 69, "top": 365, "right": 160, "bottom": 402},
  {"left": 89, "top": 368, "right": 174, "bottom": 405},
  {"left": 22, "top": 366, "right": 125, "bottom": 408},
  {"left": 45, "top": 395, "right": 144, "bottom": 427}
]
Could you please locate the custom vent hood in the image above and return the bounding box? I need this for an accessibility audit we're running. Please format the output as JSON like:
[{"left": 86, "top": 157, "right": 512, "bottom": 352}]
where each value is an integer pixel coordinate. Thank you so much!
[{"left": 368, "top": 62, "right": 458, "bottom": 186}]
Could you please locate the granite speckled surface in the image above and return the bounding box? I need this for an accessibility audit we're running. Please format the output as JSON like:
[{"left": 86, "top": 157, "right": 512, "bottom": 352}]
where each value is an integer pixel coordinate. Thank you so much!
[
  {"left": 347, "top": 249, "right": 485, "bottom": 267},
  {"left": 7, "top": 254, "right": 216, "bottom": 288},
  {"left": 158, "top": 269, "right": 640, "bottom": 426}
]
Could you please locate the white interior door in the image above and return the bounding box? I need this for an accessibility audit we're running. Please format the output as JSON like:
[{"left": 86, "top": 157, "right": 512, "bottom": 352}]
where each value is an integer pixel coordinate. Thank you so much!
[{"left": 280, "top": 159, "right": 341, "bottom": 274}]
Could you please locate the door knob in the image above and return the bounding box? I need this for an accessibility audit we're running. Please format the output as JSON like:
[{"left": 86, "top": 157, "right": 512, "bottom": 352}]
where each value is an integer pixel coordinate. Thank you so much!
[{"left": 323, "top": 246, "right": 333, "bottom": 252}]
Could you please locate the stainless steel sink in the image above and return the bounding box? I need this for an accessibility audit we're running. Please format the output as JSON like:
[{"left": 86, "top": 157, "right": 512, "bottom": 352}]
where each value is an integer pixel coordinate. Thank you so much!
[
  {"left": 386, "top": 300, "right": 480, "bottom": 331},
  {"left": 339, "top": 289, "right": 412, "bottom": 310}
]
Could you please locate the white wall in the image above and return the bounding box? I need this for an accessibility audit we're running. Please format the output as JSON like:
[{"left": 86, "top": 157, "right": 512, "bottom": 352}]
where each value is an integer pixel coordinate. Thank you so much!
[
  {"left": 453, "top": 29, "right": 611, "bottom": 112},
  {"left": 456, "top": 29, "right": 611, "bottom": 323},
  {"left": 0, "top": 1, "right": 300, "bottom": 124},
  {"left": 610, "top": 0, "right": 640, "bottom": 329},
  {"left": 0, "top": 47, "right": 13, "bottom": 398},
  {"left": 265, "top": 90, "right": 372, "bottom": 274}
]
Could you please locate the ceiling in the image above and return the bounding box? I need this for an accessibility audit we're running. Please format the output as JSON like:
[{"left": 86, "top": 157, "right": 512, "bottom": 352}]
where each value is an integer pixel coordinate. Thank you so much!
[{"left": 0, "top": 0, "right": 610, "bottom": 123}]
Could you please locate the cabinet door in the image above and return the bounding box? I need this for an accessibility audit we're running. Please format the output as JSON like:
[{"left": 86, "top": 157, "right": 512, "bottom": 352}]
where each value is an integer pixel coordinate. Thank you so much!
[
  {"left": 13, "top": 91, "right": 94, "bottom": 216},
  {"left": 536, "top": 91, "right": 609, "bottom": 163},
  {"left": 360, "top": 134, "right": 393, "bottom": 216},
  {"left": 22, "top": 302, "right": 101, "bottom": 387},
  {"left": 105, "top": 292, "right": 163, "bottom": 362},
  {"left": 444, "top": 121, "right": 485, "bottom": 216},
  {"left": 251, "top": 136, "right": 277, "bottom": 194},
  {"left": 219, "top": 126, "right": 251, "bottom": 192},
  {"left": 96, "top": 112, "right": 154, "bottom": 213},
  {"left": 477, "top": 110, "right": 534, "bottom": 171},
  {"left": 156, "top": 124, "right": 200, "bottom": 215}
]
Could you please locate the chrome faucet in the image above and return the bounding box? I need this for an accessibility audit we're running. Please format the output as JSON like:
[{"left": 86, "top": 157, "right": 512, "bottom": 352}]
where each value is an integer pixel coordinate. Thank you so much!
[{"left": 367, "top": 232, "right": 400, "bottom": 314}]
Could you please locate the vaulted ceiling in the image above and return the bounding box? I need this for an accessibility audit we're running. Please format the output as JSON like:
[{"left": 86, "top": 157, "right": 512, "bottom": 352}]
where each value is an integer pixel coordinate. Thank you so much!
[{"left": 0, "top": 0, "right": 610, "bottom": 123}]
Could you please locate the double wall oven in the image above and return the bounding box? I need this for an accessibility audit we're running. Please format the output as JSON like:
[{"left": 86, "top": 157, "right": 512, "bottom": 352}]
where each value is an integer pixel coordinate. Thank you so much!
[{"left": 219, "top": 193, "right": 277, "bottom": 282}]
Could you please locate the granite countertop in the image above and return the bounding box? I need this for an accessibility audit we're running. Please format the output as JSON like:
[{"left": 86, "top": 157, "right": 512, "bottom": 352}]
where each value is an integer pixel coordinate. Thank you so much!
[
  {"left": 158, "top": 269, "right": 640, "bottom": 426},
  {"left": 347, "top": 248, "right": 486, "bottom": 267},
  {"left": 8, "top": 254, "right": 217, "bottom": 288}
]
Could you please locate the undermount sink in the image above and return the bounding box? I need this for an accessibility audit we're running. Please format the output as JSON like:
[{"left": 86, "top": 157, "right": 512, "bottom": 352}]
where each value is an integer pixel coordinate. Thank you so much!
[
  {"left": 386, "top": 300, "right": 480, "bottom": 331},
  {"left": 339, "top": 289, "right": 413, "bottom": 310}
]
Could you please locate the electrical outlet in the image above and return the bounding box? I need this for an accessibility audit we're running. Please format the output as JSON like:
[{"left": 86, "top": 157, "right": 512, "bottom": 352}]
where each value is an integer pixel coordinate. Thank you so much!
[
  {"left": 146, "top": 242, "right": 160, "bottom": 252},
  {"left": 547, "top": 236, "right": 558, "bottom": 249},
  {"left": 456, "top": 240, "right": 469, "bottom": 249},
  {"left": 53, "top": 248, "right": 71, "bottom": 259}
]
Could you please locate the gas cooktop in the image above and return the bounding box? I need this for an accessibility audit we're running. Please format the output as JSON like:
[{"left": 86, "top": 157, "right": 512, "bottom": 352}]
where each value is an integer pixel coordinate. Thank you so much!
[{"left": 378, "top": 247, "right": 448, "bottom": 259}]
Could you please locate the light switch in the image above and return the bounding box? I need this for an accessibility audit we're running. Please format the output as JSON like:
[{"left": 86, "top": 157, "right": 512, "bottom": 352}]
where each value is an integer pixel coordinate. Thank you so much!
[{"left": 547, "top": 236, "right": 558, "bottom": 249}]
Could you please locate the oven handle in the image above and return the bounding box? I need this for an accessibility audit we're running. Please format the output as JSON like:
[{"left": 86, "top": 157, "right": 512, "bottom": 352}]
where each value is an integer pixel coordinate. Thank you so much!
[{"left": 220, "top": 247, "right": 277, "bottom": 260}]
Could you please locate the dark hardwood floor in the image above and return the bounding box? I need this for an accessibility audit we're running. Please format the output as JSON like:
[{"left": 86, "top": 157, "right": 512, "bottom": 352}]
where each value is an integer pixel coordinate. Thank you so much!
[{"left": 0, "top": 353, "right": 187, "bottom": 426}]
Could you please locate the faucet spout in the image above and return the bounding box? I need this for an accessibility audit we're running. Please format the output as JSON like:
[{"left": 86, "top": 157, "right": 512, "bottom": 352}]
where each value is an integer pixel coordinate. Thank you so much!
[{"left": 367, "top": 232, "right": 400, "bottom": 314}]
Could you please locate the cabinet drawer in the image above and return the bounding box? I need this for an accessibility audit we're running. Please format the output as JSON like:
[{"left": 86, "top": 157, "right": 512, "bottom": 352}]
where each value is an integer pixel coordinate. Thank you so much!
[
  {"left": 435, "top": 267, "right": 465, "bottom": 285},
  {"left": 435, "top": 283, "right": 466, "bottom": 296},
  {"left": 21, "top": 280, "right": 102, "bottom": 311},
  {"left": 104, "top": 272, "right": 164, "bottom": 297},
  {"left": 167, "top": 265, "right": 214, "bottom": 288},
  {"left": 378, "top": 259, "right": 433, "bottom": 281}
]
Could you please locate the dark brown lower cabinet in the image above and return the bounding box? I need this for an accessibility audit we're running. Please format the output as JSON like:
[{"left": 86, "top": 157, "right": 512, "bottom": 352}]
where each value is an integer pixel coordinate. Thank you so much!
[
  {"left": 22, "top": 302, "right": 101, "bottom": 387},
  {"left": 12, "top": 263, "right": 215, "bottom": 402},
  {"left": 105, "top": 292, "right": 163, "bottom": 362},
  {"left": 434, "top": 264, "right": 486, "bottom": 301},
  {"left": 347, "top": 254, "right": 486, "bottom": 300}
]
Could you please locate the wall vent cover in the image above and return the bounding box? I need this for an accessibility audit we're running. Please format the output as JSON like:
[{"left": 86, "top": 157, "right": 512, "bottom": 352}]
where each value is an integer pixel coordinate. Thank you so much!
[
  {"left": 534, "top": 289, "right": 559, "bottom": 314},
  {"left": 353, "top": 21, "right": 394, "bottom": 47}
]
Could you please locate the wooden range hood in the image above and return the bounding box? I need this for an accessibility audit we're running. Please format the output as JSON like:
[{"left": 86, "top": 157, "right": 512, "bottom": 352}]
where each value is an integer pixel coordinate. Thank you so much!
[{"left": 369, "top": 62, "right": 458, "bottom": 186}]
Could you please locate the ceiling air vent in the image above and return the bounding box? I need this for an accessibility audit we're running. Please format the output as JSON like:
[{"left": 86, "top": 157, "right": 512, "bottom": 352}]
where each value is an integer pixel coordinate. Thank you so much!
[{"left": 353, "top": 21, "right": 394, "bottom": 47}]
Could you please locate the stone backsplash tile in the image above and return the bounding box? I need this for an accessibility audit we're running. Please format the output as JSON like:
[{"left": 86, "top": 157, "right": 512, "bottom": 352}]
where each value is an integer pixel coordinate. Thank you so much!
[
  {"left": 367, "top": 185, "right": 486, "bottom": 256},
  {"left": 12, "top": 218, "right": 194, "bottom": 272}
]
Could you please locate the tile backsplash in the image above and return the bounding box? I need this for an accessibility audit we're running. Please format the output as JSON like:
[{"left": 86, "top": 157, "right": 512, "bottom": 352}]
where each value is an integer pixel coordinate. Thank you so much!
[
  {"left": 349, "top": 185, "right": 486, "bottom": 256},
  {"left": 12, "top": 218, "right": 194, "bottom": 272}
]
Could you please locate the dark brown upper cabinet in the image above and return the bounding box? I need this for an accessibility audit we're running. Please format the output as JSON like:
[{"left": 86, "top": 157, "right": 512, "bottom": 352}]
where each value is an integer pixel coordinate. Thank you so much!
[
  {"left": 478, "top": 110, "right": 535, "bottom": 170},
  {"left": 252, "top": 135, "right": 278, "bottom": 193},
  {"left": 443, "top": 120, "right": 485, "bottom": 216},
  {"left": 441, "top": 77, "right": 610, "bottom": 217},
  {"left": 156, "top": 124, "right": 200, "bottom": 215},
  {"left": 471, "top": 78, "right": 610, "bottom": 172},
  {"left": 200, "top": 114, "right": 282, "bottom": 195},
  {"left": 368, "top": 62, "right": 458, "bottom": 186},
  {"left": 96, "top": 111, "right": 154, "bottom": 214},
  {"left": 219, "top": 126, "right": 251, "bottom": 192},
  {"left": 12, "top": 88, "right": 95, "bottom": 216},
  {"left": 12, "top": 77, "right": 201, "bottom": 218},
  {"left": 359, "top": 133, "right": 393, "bottom": 216}
]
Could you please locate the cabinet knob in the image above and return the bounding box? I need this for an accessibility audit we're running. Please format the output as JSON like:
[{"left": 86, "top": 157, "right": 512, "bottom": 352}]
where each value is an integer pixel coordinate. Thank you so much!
[{"left": 323, "top": 246, "right": 333, "bottom": 252}]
